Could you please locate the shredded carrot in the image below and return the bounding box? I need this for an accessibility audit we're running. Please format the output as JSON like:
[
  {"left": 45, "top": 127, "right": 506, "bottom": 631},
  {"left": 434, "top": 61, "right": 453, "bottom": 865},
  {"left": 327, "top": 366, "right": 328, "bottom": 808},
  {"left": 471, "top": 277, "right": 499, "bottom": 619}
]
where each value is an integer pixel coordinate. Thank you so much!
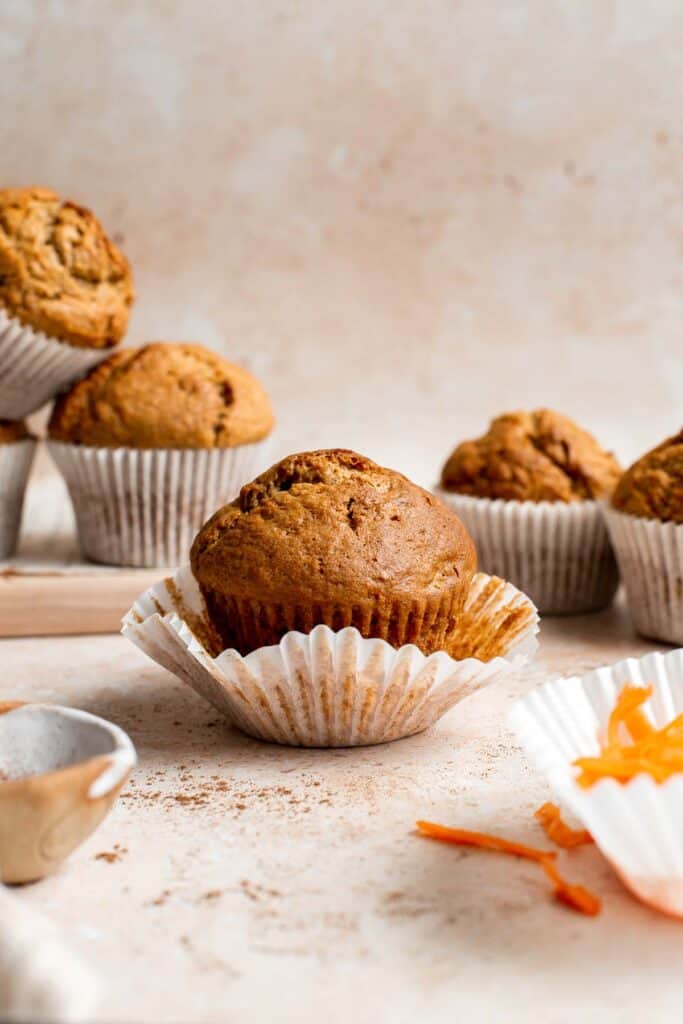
[
  {"left": 540, "top": 856, "right": 601, "bottom": 916},
  {"left": 575, "top": 684, "right": 683, "bottom": 787},
  {"left": 534, "top": 802, "right": 593, "bottom": 848},
  {"left": 416, "top": 820, "right": 600, "bottom": 917},
  {"left": 416, "top": 820, "right": 552, "bottom": 862}
]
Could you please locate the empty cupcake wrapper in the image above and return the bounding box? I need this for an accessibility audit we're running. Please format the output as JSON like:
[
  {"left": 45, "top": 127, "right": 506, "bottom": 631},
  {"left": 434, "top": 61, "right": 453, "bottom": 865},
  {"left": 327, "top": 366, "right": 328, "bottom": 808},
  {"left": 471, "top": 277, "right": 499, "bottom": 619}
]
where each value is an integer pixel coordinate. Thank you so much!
[
  {"left": 0, "top": 310, "right": 106, "bottom": 419},
  {"left": 509, "top": 648, "right": 683, "bottom": 916},
  {"left": 436, "top": 489, "right": 619, "bottom": 615},
  {"left": 603, "top": 507, "right": 683, "bottom": 646},
  {"left": 122, "top": 565, "right": 539, "bottom": 747},
  {"left": 0, "top": 439, "right": 37, "bottom": 559},
  {"left": 48, "top": 440, "right": 271, "bottom": 568}
]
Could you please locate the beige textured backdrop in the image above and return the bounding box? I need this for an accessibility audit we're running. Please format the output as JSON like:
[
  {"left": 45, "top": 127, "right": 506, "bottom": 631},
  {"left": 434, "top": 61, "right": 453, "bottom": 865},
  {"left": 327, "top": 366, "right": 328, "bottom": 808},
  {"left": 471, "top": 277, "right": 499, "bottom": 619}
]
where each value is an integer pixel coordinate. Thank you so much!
[{"left": 3, "top": 1, "right": 682, "bottom": 485}]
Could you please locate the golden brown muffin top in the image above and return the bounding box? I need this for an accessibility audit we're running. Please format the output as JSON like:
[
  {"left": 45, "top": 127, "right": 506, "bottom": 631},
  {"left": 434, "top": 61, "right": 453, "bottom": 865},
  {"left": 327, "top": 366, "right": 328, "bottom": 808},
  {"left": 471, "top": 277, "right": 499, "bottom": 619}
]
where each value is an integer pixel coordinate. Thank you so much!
[
  {"left": 0, "top": 419, "right": 29, "bottom": 443},
  {"left": 191, "top": 448, "right": 477, "bottom": 608},
  {"left": 48, "top": 342, "right": 274, "bottom": 449},
  {"left": 612, "top": 430, "right": 683, "bottom": 524},
  {"left": 0, "top": 186, "right": 133, "bottom": 349},
  {"left": 440, "top": 409, "right": 621, "bottom": 503}
]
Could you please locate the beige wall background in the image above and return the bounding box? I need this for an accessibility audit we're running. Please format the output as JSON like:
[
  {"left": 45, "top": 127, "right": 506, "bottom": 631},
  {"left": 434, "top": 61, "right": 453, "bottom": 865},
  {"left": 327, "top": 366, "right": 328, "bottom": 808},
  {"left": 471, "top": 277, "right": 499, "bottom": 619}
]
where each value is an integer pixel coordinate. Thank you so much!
[{"left": 2, "top": 1, "right": 682, "bottom": 486}]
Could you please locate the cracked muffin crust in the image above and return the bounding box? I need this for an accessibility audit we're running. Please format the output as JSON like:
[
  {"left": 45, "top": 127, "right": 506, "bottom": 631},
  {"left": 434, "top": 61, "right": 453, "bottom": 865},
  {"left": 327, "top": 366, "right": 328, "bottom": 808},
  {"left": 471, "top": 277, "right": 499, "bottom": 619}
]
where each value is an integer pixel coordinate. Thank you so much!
[
  {"left": 440, "top": 409, "right": 621, "bottom": 503},
  {"left": 612, "top": 430, "right": 683, "bottom": 524},
  {"left": 48, "top": 342, "right": 274, "bottom": 449},
  {"left": 0, "top": 419, "right": 29, "bottom": 444},
  {"left": 0, "top": 186, "right": 133, "bottom": 349},
  {"left": 190, "top": 448, "right": 477, "bottom": 656}
]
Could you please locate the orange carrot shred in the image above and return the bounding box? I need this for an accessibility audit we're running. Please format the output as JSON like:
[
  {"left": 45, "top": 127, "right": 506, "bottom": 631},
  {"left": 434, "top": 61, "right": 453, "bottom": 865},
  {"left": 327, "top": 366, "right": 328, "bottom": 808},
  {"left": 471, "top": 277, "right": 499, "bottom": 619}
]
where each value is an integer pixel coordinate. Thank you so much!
[
  {"left": 415, "top": 820, "right": 553, "bottom": 862},
  {"left": 575, "top": 684, "right": 683, "bottom": 787},
  {"left": 416, "top": 820, "right": 600, "bottom": 917},
  {"left": 540, "top": 856, "right": 601, "bottom": 916},
  {"left": 534, "top": 802, "right": 593, "bottom": 848}
]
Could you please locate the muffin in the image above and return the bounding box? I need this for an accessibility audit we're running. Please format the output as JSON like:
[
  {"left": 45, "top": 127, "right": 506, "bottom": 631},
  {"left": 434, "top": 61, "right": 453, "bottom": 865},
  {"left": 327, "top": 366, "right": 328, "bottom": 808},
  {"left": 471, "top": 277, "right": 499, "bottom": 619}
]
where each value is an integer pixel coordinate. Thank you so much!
[
  {"left": 0, "top": 186, "right": 134, "bottom": 418},
  {"left": 191, "top": 448, "right": 477, "bottom": 656},
  {"left": 47, "top": 342, "right": 274, "bottom": 567},
  {"left": 605, "top": 430, "right": 683, "bottom": 644},
  {"left": 0, "top": 419, "right": 36, "bottom": 559},
  {"left": 438, "top": 410, "right": 622, "bottom": 614}
]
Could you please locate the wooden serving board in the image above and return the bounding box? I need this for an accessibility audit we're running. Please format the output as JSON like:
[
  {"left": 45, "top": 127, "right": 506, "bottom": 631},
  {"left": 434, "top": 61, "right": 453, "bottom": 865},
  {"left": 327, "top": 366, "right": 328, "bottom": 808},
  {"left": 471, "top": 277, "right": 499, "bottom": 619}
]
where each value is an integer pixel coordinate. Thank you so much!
[
  {"left": 0, "top": 568, "right": 162, "bottom": 637},
  {"left": 1, "top": 460, "right": 163, "bottom": 637}
]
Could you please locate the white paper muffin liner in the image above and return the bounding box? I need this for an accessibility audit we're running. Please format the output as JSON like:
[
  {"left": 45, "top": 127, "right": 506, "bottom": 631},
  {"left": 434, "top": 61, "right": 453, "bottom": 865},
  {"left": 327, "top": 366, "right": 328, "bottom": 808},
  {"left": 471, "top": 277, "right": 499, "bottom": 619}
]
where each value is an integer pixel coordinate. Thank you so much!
[
  {"left": 0, "top": 439, "right": 37, "bottom": 559},
  {"left": 436, "top": 489, "right": 619, "bottom": 615},
  {"left": 122, "top": 565, "right": 539, "bottom": 747},
  {"left": 48, "top": 440, "right": 270, "bottom": 568},
  {"left": 509, "top": 648, "right": 683, "bottom": 916},
  {"left": 0, "top": 309, "right": 106, "bottom": 419},
  {"left": 603, "top": 507, "right": 683, "bottom": 646}
]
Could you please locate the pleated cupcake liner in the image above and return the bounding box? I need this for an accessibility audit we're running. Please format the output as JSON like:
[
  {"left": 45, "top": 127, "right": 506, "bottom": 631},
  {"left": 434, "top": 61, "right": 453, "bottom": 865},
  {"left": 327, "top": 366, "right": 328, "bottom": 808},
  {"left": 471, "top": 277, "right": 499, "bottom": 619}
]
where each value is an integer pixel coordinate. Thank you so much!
[
  {"left": 0, "top": 309, "right": 107, "bottom": 419},
  {"left": 0, "top": 439, "right": 37, "bottom": 559},
  {"left": 121, "top": 565, "right": 539, "bottom": 747},
  {"left": 603, "top": 507, "right": 683, "bottom": 646},
  {"left": 47, "top": 440, "right": 270, "bottom": 568},
  {"left": 199, "top": 588, "right": 470, "bottom": 660},
  {"left": 436, "top": 489, "right": 619, "bottom": 615},
  {"left": 509, "top": 648, "right": 683, "bottom": 917}
]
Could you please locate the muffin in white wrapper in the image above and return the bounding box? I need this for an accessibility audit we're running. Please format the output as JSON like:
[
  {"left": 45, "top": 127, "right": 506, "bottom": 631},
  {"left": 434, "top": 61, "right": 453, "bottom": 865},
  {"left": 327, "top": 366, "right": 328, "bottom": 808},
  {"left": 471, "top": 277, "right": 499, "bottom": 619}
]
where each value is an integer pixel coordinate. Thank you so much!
[
  {"left": 509, "top": 648, "right": 683, "bottom": 917},
  {"left": 436, "top": 489, "right": 619, "bottom": 615},
  {"left": 0, "top": 310, "right": 106, "bottom": 420},
  {"left": 122, "top": 565, "right": 539, "bottom": 747},
  {"left": 48, "top": 440, "right": 269, "bottom": 568},
  {"left": 0, "top": 438, "right": 36, "bottom": 559},
  {"left": 603, "top": 507, "right": 683, "bottom": 646}
]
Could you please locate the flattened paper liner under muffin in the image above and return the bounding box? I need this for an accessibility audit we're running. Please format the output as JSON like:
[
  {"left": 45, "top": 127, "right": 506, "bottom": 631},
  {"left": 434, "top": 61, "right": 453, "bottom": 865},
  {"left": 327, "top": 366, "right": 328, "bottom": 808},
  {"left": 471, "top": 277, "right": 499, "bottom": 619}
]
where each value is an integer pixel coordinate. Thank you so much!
[
  {"left": 0, "top": 439, "right": 37, "bottom": 559},
  {"left": 436, "top": 489, "right": 619, "bottom": 615},
  {"left": 509, "top": 649, "right": 683, "bottom": 917},
  {"left": 0, "top": 310, "right": 106, "bottom": 419},
  {"left": 48, "top": 441, "right": 270, "bottom": 568},
  {"left": 121, "top": 566, "right": 539, "bottom": 747},
  {"left": 604, "top": 508, "right": 683, "bottom": 646}
]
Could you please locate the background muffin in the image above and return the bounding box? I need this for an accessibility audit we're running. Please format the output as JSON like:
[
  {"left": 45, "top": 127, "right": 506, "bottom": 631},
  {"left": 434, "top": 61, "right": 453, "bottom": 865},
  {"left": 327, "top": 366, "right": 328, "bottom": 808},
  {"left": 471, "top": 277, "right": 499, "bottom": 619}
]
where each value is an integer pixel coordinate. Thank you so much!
[
  {"left": 0, "top": 186, "right": 134, "bottom": 419},
  {"left": 49, "top": 342, "right": 273, "bottom": 448},
  {"left": 0, "top": 418, "right": 36, "bottom": 559},
  {"left": 191, "top": 448, "right": 477, "bottom": 656},
  {"left": 441, "top": 409, "right": 621, "bottom": 502},
  {"left": 605, "top": 429, "right": 683, "bottom": 644},
  {"left": 438, "top": 409, "right": 621, "bottom": 614},
  {"left": 612, "top": 430, "right": 683, "bottom": 524},
  {"left": 0, "top": 186, "right": 133, "bottom": 349},
  {"left": 47, "top": 342, "right": 274, "bottom": 567}
]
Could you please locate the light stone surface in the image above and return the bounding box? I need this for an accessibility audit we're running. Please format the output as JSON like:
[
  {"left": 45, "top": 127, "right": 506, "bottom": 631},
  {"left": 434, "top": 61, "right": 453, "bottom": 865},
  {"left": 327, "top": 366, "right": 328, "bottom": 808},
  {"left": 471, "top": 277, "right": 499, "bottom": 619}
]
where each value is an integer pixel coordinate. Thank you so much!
[{"left": 2, "top": 608, "right": 681, "bottom": 1023}]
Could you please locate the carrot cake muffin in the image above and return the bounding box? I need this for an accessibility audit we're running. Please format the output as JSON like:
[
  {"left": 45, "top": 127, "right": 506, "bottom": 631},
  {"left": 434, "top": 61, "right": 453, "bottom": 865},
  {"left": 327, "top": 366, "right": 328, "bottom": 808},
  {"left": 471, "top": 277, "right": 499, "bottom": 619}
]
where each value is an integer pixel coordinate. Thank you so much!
[
  {"left": 0, "top": 418, "right": 36, "bottom": 559},
  {"left": 441, "top": 409, "right": 621, "bottom": 502},
  {"left": 605, "top": 429, "right": 683, "bottom": 645},
  {"left": 47, "top": 342, "right": 274, "bottom": 567},
  {"left": 438, "top": 410, "right": 621, "bottom": 614},
  {"left": 0, "top": 186, "right": 133, "bottom": 349},
  {"left": 49, "top": 342, "right": 274, "bottom": 449},
  {"left": 0, "top": 186, "right": 134, "bottom": 419},
  {"left": 612, "top": 429, "right": 683, "bottom": 524},
  {"left": 191, "top": 448, "right": 477, "bottom": 656}
]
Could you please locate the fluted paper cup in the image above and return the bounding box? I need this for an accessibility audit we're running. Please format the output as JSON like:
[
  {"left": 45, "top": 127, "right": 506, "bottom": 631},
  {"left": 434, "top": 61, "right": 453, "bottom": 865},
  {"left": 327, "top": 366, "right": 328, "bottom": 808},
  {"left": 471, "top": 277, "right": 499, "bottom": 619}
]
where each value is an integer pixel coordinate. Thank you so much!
[
  {"left": 436, "top": 489, "right": 619, "bottom": 615},
  {"left": 509, "top": 648, "right": 683, "bottom": 916},
  {"left": 0, "top": 439, "right": 37, "bottom": 559},
  {"left": 604, "top": 507, "right": 683, "bottom": 646},
  {"left": 0, "top": 310, "right": 106, "bottom": 419},
  {"left": 122, "top": 565, "right": 539, "bottom": 747},
  {"left": 48, "top": 440, "right": 270, "bottom": 568}
]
